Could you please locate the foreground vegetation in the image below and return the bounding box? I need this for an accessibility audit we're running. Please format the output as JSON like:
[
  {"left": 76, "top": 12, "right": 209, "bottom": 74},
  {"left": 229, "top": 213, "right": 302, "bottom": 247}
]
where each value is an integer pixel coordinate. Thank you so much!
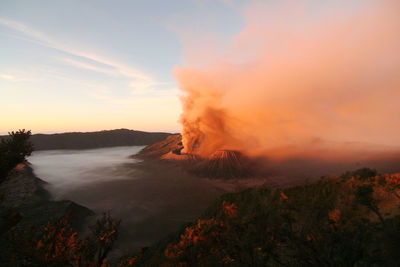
[
  {"left": 131, "top": 169, "right": 400, "bottom": 266},
  {"left": 0, "top": 129, "right": 33, "bottom": 183},
  {"left": 3, "top": 167, "right": 399, "bottom": 266},
  {"left": 1, "top": 212, "right": 120, "bottom": 266}
]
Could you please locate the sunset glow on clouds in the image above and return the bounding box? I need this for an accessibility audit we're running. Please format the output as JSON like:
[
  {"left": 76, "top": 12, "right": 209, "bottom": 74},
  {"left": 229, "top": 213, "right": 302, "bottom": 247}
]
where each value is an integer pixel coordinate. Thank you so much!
[
  {"left": 1, "top": 0, "right": 399, "bottom": 146},
  {"left": 176, "top": 0, "right": 400, "bottom": 155},
  {"left": 0, "top": 1, "right": 209, "bottom": 134},
  {"left": 0, "top": 8, "right": 182, "bottom": 133}
]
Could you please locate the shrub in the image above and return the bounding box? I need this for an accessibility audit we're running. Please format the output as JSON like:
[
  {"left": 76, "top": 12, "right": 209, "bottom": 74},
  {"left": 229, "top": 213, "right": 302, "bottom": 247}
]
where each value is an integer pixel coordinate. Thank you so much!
[{"left": 0, "top": 129, "right": 33, "bottom": 182}]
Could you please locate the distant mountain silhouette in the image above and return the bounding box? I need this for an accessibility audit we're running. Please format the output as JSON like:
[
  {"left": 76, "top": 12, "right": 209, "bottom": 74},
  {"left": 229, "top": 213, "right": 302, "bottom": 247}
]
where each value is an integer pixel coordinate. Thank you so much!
[{"left": 1, "top": 129, "right": 173, "bottom": 151}]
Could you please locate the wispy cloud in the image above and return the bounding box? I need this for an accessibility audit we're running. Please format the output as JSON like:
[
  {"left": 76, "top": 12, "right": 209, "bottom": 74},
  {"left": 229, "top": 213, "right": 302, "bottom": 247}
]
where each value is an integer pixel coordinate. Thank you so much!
[
  {"left": 0, "top": 73, "right": 16, "bottom": 81},
  {"left": 59, "top": 57, "right": 118, "bottom": 77},
  {"left": 0, "top": 72, "right": 41, "bottom": 82},
  {"left": 0, "top": 17, "right": 52, "bottom": 46},
  {"left": 0, "top": 17, "right": 164, "bottom": 95}
]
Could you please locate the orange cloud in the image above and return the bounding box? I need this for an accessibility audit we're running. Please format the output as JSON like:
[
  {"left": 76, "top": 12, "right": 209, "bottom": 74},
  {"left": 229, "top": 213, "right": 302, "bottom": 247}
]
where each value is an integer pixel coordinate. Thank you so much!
[{"left": 176, "top": 0, "right": 400, "bottom": 158}]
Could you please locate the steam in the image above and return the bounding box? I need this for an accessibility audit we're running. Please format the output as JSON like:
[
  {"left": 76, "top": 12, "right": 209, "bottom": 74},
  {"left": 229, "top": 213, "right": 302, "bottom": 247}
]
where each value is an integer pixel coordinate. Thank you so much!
[{"left": 176, "top": 0, "right": 400, "bottom": 158}]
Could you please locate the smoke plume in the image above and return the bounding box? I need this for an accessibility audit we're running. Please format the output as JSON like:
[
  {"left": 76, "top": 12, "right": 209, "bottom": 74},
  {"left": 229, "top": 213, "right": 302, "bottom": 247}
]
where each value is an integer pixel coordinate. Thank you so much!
[{"left": 175, "top": 0, "right": 400, "bottom": 159}]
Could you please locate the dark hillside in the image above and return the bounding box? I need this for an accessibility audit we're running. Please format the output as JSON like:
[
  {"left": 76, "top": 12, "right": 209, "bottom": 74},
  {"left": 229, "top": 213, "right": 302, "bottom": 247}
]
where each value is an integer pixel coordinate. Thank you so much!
[
  {"left": 133, "top": 169, "right": 400, "bottom": 266},
  {"left": 0, "top": 129, "right": 172, "bottom": 151},
  {"left": 0, "top": 163, "right": 93, "bottom": 232}
]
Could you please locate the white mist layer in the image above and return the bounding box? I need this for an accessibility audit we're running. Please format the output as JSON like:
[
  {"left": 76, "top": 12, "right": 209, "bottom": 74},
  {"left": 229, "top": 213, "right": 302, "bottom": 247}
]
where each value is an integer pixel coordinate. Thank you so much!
[{"left": 29, "top": 146, "right": 144, "bottom": 192}]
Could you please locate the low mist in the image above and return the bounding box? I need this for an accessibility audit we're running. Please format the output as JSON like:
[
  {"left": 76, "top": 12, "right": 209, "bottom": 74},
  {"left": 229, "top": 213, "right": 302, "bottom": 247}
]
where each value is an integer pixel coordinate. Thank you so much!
[
  {"left": 28, "top": 147, "right": 226, "bottom": 251},
  {"left": 29, "top": 146, "right": 144, "bottom": 196},
  {"left": 176, "top": 0, "right": 400, "bottom": 159}
]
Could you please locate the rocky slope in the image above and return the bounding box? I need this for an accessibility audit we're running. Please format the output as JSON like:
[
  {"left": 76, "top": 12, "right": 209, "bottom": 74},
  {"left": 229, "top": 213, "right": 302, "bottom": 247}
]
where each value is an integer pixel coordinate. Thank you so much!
[
  {"left": 0, "top": 163, "right": 93, "bottom": 234},
  {"left": 139, "top": 134, "right": 183, "bottom": 157}
]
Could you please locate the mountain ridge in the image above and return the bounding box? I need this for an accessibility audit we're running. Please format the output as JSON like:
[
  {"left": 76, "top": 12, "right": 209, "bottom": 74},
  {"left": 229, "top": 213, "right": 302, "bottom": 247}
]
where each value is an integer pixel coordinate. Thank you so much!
[{"left": 1, "top": 129, "right": 173, "bottom": 151}]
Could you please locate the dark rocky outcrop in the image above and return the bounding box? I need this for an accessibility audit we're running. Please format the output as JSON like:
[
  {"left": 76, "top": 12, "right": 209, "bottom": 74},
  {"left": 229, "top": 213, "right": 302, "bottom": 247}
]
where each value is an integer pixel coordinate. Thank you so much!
[{"left": 0, "top": 163, "right": 93, "bottom": 235}]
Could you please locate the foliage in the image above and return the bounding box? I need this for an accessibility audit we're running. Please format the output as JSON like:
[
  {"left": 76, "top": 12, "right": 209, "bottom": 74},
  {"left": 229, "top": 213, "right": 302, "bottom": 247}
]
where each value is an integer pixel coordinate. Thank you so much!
[
  {"left": 136, "top": 168, "right": 400, "bottom": 266},
  {"left": 0, "top": 129, "right": 33, "bottom": 182},
  {"left": 91, "top": 213, "right": 121, "bottom": 265},
  {"left": 3, "top": 164, "right": 400, "bottom": 266},
  {"left": 4, "top": 212, "right": 120, "bottom": 267},
  {"left": 340, "top": 167, "right": 378, "bottom": 181}
]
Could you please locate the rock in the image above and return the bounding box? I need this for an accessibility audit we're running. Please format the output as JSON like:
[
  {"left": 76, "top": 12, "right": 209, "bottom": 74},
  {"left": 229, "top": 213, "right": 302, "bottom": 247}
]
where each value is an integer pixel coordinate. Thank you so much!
[
  {"left": 0, "top": 163, "right": 50, "bottom": 209},
  {"left": 0, "top": 163, "right": 93, "bottom": 235}
]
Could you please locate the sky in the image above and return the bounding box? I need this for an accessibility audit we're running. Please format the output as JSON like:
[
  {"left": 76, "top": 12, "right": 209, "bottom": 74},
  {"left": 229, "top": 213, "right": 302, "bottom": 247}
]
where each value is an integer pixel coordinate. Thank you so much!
[{"left": 0, "top": 0, "right": 245, "bottom": 134}]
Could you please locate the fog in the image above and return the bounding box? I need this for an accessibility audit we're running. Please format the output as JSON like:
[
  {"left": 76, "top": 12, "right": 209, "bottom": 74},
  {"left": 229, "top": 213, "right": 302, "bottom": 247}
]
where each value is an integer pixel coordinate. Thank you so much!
[
  {"left": 25, "top": 144, "right": 400, "bottom": 256},
  {"left": 29, "top": 146, "right": 144, "bottom": 196},
  {"left": 28, "top": 146, "right": 226, "bottom": 253}
]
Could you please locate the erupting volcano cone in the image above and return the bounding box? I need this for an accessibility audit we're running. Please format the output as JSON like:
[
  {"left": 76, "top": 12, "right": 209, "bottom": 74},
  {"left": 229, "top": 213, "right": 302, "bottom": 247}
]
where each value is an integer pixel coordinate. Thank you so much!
[{"left": 194, "top": 150, "right": 252, "bottom": 179}]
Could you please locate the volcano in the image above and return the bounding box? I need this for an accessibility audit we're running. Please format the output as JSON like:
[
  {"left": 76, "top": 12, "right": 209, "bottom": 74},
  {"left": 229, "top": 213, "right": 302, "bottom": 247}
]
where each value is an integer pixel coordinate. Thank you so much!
[
  {"left": 192, "top": 150, "right": 253, "bottom": 179},
  {"left": 140, "top": 134, "right": 183, "bottom": 157},
  {"left": 140, "top": 136, "right": 254, "bottom": 178}
]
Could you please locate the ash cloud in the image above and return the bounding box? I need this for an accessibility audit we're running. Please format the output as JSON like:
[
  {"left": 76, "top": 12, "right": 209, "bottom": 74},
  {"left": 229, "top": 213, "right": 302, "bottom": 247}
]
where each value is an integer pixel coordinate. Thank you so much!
[{"left": 175, "top": 0, "right": 400, "bottom": 159}]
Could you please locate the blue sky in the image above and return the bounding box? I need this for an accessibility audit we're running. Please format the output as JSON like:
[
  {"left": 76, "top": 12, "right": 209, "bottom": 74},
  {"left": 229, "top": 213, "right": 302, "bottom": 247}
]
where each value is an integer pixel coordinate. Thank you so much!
[{"left": 0, "top": 0, "right": 245, "bottom": 134}]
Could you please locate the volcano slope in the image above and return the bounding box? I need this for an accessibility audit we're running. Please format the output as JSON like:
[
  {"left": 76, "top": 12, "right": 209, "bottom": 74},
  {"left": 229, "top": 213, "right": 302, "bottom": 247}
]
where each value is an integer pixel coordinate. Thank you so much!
[
  {"left": 139, "top": 135, "right": 255, "bottom": 179},
  {"left": 190, "top": 150, "right": 254, "bottom": 179},
  {"left": 140, "top": 134, "right": 183, "bottom": 157},
  {"left": 140, "top": 134, "right": 400, "bottom": 183}
]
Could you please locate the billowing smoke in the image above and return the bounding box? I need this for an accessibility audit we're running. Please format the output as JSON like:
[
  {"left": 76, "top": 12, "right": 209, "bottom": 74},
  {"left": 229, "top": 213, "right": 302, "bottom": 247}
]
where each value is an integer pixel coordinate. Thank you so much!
[{"left": 175, "top": 0, "right": 400, "bottom": 159}]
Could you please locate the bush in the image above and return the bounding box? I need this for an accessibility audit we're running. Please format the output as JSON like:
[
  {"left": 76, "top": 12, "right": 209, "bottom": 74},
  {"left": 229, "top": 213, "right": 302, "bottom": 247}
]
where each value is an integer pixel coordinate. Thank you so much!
[
  {"left": 4, "top": 212, "right": 120, "bottom": 266},
  {"left": 341, "top": 167, "right": 378, "bottom": 180},
  {"left": 138, "top": 175, "right": 400, "bottom": 266},
  {"left": 0, "top": 129, "right": 33, "bottom": 182}
]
